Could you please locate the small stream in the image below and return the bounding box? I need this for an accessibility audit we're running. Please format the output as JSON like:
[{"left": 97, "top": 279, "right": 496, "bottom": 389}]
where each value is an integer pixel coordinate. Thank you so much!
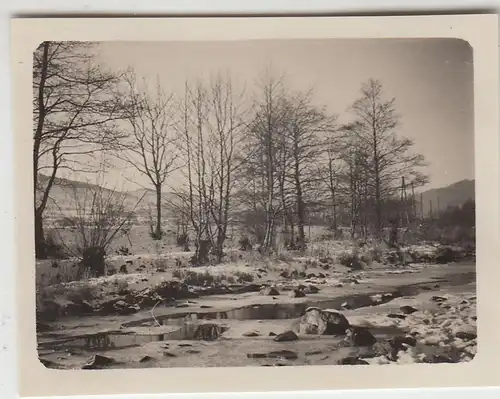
[{"left": 37, "top": 269, "right": 475, "bottom": 354}]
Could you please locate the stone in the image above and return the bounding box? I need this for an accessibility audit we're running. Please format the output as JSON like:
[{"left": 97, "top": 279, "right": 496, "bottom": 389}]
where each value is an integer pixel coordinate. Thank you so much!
[
  {"left": 346, "top": 327, "right": 376, "bottom": 347},
  {"left": 266, "top": 350, "right": 298, "bottom": 360},
  {"left": 243, "top": 331, "right": 260, "bottom": 337},
  {"left": 273, "top": 330, "right": 298, "bottom": 342},
  {"left": 163, "top": 352, "right": 177, "bottom": 357},
  {"left": 388, "top": 335, "right": 417, "bottom": 358},
  {"left": 400, "top": 305, "right": 418, "bottom": 315},
  {"left": 288, "top": 289, "right": 306, "bottom": 298},
  {"left": 338, "top": 356, "right": 369, "bottom": 365},
  {"left": 82, "top": 354, "right": 115, "bottom": 370},
  {"left": 260, "top": 286, "right": 280, "bottom": 296},
  {"left": 139, "top": 356, "right": 154, "bottom": 363},
  {"left": 304, "top": 285, "right": 319, "bottom": 294},
  {"left": 119, "top": 265, "right": 128, "bottom": 274},
  {"left": 455, "top": 331, "right": 477, "bottom": 341}
]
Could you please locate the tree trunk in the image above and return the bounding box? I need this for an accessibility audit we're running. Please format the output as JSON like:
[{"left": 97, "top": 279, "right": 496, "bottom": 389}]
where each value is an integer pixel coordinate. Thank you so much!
[
  {"left": 33, "top": 42, "right": 50, "bottom": 260},
  {"left": 154, "top": 184, "right": 162, "bottom": 239},
  {"left": 34, "top": 210, "right": 47, "bottom": 259}
]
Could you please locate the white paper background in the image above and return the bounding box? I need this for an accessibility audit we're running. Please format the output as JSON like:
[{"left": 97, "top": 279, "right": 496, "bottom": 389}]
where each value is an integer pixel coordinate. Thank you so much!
[{"left": 1, "top": 1, "right": 499, "bottom": 399}]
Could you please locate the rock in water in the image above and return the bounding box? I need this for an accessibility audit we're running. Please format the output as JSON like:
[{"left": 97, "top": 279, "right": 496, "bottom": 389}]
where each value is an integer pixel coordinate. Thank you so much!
[
  {"left": 346, "top": 327, "right": 376, "bottom": 347},
  {"left": 139, "top": 356, "right": 154, "bottom": 363},
  {"left": 338, "top": 356, "right": 370, "bottom": 365},
  {"left": 82, "top": 354, "right": 115, "bottom": 370},
  {"left": 305, "top": 285, "right": 320, "bottom": 294},
  {"left": 288, "top": 289, "right": 306, "bottom": 298},
  {"left": 297, "top": 307, "right": 350, "bottom": 335},
  {"left": 400, "top": 305, "right": 418, "bottom": 315},
  {"left": 260, "top": 286, "right": 280, "bottom": 296},
  {"left": 274, "top": 330, "right": 298, "bottom": 342}
]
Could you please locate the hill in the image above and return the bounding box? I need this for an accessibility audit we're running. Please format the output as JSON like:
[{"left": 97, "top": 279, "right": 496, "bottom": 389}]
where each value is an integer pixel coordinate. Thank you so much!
[
  {"left": 418, "top": 179, "right": 475, "bottom": 217},
  {"left": 37, "top": 175, "right": 180, "bottom": 222}
]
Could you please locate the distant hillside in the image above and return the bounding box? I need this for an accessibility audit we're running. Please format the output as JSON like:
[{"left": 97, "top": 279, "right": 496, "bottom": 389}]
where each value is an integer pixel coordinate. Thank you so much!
[
  {"left": 418, "top": 179, "right": 475, "bottom": 217},
  {"left": 38, "top": 174, "right": 476, "bottom": 223},
  {"left": 37, "top": 175, "right": 180, "bottom": 221}
]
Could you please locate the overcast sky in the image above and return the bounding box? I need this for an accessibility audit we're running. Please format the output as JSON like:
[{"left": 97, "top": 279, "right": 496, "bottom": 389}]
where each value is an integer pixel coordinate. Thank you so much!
[{"left": 58, "top": 38, "right": 474, "bottom": 192}]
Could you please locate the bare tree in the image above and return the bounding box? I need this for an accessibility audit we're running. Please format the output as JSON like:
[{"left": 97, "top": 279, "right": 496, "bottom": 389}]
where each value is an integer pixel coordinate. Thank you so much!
[
  {"left": 349, "top": 79, "right": 428, "bottom": 236},
  {"left": 174, "top": 75, "right": 246, "bottom": 264},
  {"left": 282, "top": 91, "right": 337, "bottom": 249},
  {"left": 205, "top": 75, "right": 246, "bottom": 261},
  {"left": 33, "top": 41, "right": 126, "bottom": 258},
  {"left": 244, "top": 73, "right": 288, "bottom": 252},
  {"left": 320, "top": 129, "right": 346, "bottom": 234},
  {"left": 119, "top": 72, "right": 179, "bottom": 240}
]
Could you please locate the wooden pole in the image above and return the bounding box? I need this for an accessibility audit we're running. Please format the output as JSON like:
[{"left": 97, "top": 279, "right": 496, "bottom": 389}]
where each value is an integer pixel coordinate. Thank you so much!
[
  {"left": 411, "top": 182, "right": 416, "bottom": 220},
  {"left": 420, "top": 192, "right": 424, "bottom": 220},
  {"left": 429, "top": 200, "right": 433, "bottom": 219}
]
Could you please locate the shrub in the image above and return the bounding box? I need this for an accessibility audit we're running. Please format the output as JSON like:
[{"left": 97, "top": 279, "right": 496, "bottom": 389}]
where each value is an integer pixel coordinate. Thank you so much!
[
  {"left": 337, "top": 251, "right": 364, "bottom": 270},
  {"left": 238, "top": 235, "right": 252, "bottom": 251},
  {"left": 234, "top": 271, "right": 254, "bottom": 283}
]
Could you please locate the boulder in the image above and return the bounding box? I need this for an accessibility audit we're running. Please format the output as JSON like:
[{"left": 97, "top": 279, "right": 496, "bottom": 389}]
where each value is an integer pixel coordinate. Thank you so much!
[
  {"left": 297, "top": 307, "right": 350, "bottom": 336},
  {"left": 346, "top": 327, "right": 376, "bottom": 347}
]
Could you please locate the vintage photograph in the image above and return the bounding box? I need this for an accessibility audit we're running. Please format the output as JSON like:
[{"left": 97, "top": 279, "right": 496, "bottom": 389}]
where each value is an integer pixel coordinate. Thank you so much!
[{"left": 33, "top": 38, "right": 476, "bottom": 370}]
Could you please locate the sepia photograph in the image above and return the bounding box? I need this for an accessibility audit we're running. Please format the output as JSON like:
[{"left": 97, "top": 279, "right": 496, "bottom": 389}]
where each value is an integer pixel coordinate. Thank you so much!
[
  {"left": 33, "top": 37, "right": 477, "bottom": 370},
  {"left": 11, "top": 14, "right": 500, "bottom": 397}
]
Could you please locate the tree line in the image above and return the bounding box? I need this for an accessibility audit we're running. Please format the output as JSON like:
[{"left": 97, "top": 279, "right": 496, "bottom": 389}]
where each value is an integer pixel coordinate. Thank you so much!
[{"left": 33, "top": 41, "right": 429, "bottom": 265}]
